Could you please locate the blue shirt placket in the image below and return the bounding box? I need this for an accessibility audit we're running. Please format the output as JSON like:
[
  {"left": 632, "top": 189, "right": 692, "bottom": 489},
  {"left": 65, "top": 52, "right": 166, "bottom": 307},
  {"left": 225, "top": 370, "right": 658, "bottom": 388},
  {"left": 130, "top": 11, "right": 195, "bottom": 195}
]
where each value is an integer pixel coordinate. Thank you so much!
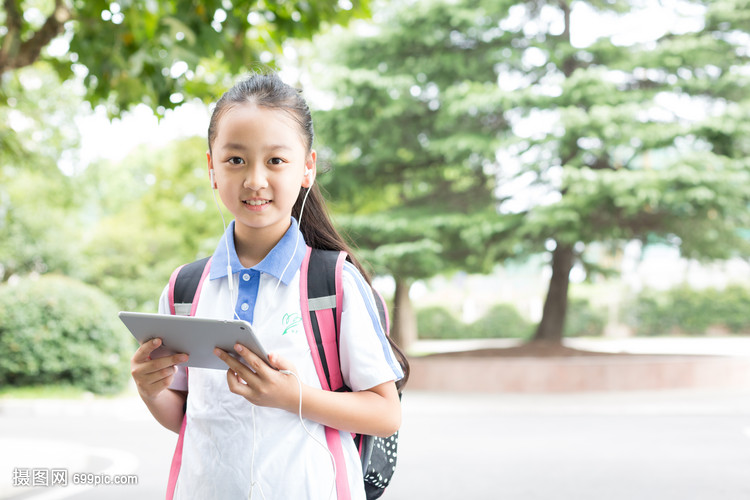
[{"left": 235, "top": 269, "right": 261, "bottom": 323}]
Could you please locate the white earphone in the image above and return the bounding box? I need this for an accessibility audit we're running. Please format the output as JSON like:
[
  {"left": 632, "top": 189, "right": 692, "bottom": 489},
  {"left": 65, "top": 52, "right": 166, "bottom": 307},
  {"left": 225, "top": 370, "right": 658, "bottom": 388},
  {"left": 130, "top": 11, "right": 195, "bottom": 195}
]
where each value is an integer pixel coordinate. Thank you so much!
[
  {"left": 209, "top": 169, "right": 216, "bottom": 188},
  {"left": 304, "top": 168, "right": 314, "bottom": 188}
]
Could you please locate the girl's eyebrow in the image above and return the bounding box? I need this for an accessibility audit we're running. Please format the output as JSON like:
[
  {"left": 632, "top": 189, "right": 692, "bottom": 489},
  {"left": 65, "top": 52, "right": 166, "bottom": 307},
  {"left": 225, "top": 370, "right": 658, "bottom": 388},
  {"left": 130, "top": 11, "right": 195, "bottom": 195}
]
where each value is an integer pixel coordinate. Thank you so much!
[
  {"left": 221, "top": 142, "right": 248, "bottom": 151},
  {"left": 265, "top": 144, "right": 293, "bottom": 152},
  {"left": 219, "top": 143, "right": 293, "bottom": 152}
]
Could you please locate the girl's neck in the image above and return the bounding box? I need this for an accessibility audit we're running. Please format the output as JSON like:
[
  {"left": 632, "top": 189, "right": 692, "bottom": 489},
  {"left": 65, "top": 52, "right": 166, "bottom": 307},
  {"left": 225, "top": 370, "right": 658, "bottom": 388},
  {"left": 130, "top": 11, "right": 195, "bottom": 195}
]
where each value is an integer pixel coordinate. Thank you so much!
[{"left": 232, "top": 221, "right": 291, "bottom": 268}]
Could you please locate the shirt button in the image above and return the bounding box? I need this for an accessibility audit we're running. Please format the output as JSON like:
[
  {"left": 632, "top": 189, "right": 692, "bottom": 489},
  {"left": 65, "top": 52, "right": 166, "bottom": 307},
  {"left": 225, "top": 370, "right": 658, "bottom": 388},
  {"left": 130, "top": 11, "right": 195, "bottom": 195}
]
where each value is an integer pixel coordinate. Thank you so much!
[
  {"left": 242, "top": 273, "right": 251, "bottom": 281},
  {"left": 241, "top": 303, "right": 250, "bottom": 311}
]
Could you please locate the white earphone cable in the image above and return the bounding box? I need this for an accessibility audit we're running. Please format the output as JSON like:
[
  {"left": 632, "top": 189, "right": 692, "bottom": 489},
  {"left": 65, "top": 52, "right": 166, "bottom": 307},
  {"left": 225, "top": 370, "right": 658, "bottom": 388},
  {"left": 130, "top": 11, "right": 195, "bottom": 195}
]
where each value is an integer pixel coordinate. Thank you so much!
[
  {"left": 248, "top": 404, "right": 268, "bottom": 500},
  {"left": 280, "top": 369, "right": 337, "bottom": 500},
  {"left": 269, "top": 184, "right": 313, "bottom": 304},
  {"left": 212, "top": 186, "right": 240, "bottom": 320}
]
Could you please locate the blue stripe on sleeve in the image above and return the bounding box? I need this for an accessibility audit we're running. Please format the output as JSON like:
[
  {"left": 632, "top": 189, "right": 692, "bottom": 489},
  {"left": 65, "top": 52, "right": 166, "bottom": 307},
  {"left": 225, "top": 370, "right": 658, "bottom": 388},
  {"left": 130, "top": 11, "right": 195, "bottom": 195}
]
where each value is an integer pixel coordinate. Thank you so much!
[{"left": 343, "top": 262, "right": 403, "bottom": 378}]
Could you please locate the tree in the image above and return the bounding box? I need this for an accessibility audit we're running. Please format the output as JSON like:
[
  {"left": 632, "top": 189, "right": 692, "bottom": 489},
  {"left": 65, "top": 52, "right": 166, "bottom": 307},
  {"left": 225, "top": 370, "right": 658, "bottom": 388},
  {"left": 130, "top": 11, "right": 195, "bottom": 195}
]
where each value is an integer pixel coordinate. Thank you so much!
[
  {"left": 81, "top": 136, "right": 222, "bottom": 311},
  {"left": 332, "top": 210, "right": 518, "bottom": 347},
  {"left": 480, "top": 0, "right": 750, "bottom": 343},
  {"left": 0, "top": 0, "right": 371, "bottom": 284},
  {"left": 310, "top": 1, "right": 522, "bottom": 348},
  {"left": 0, "top": 0, "right": 370, "bottom": 115},
  {"left": 0, "top": 64, "right": 84, "bottom": 282},
  {"left": 310, "top": 0, "right": 750, "bottom": 348}
]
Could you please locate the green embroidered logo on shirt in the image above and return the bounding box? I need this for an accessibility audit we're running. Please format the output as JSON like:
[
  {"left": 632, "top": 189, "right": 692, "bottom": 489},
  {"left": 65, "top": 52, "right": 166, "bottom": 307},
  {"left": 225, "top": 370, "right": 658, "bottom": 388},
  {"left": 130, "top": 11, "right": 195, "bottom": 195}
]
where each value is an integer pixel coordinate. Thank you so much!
[{"left": 281, "top": 313, "right": 302, "bottom": 336}]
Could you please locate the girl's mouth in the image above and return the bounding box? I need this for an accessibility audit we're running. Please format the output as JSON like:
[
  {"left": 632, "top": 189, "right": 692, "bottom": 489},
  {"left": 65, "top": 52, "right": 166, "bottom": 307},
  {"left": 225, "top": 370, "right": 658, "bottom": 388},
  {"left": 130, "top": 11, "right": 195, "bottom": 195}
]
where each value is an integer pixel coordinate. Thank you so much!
[
  {"left": 243, "top": 199, "right": 271, "bottom": 207},
  {"left": 242, "top": 198, "right": 271, "bottom": 212}
]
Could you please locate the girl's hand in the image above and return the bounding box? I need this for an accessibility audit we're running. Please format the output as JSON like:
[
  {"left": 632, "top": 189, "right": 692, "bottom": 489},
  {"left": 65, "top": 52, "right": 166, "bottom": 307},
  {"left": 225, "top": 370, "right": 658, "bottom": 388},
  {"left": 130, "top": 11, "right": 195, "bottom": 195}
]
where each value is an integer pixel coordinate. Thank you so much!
[
  {"left": 130, "top": 338, "right": 188, "bottom": 401},
  {"left": 214, "top": 344, "right": 300, "bottom": 412}
]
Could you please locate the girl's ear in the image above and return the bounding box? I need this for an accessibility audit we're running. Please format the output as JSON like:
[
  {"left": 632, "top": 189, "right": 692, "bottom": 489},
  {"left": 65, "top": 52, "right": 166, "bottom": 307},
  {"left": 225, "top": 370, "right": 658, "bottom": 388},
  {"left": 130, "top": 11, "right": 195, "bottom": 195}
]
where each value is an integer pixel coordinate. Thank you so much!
[
  {"left": 207, "top": 151, "right": 217, "bottom": 189},
  {"left": 302, "top": 150, "right": 317, "bottom": 188}
]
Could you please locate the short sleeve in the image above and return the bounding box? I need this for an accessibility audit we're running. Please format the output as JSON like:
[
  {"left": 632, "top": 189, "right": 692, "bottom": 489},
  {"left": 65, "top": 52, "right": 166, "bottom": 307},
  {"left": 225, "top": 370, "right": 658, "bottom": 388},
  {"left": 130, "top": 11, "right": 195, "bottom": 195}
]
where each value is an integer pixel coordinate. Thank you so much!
[
  {"left": 157, "top": 284, "right": 189, "bottom": 392},
  {"left": 338, "top": 263, "right": 404, "bottom": 392}
]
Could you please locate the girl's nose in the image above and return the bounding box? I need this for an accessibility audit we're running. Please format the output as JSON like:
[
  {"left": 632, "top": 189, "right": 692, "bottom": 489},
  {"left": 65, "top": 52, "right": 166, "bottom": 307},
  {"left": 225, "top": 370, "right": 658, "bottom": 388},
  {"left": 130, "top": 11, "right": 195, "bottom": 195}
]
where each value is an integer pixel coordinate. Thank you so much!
[{"left": 243, "top": 166, "right": 268, "bottom": 191}]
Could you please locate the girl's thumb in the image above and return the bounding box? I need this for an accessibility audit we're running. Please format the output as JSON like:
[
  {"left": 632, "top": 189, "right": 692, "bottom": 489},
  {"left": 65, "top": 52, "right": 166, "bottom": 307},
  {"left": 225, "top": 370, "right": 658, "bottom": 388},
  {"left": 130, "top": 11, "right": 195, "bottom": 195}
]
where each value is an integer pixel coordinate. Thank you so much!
[{"left": 268, "top": 352, "right": 292, "bottom": 372}]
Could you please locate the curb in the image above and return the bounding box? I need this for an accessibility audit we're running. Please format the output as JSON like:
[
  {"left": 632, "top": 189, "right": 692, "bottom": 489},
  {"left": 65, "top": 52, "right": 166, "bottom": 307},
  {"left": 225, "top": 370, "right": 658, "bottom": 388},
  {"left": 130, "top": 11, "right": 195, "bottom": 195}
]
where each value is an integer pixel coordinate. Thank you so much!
[{"left": 407, "top": 354, "right": 750, "bottom": 393}]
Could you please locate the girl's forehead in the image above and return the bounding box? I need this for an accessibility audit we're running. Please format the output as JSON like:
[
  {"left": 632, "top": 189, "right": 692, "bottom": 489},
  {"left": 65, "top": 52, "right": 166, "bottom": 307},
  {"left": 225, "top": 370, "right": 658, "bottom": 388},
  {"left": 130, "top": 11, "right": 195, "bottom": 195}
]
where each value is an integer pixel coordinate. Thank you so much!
[
  {"left": 222, "top": 102, "right": 291, "bottom": 125},
  {"left": 216, "top": 102, "right": 308, "bottom": 148}
]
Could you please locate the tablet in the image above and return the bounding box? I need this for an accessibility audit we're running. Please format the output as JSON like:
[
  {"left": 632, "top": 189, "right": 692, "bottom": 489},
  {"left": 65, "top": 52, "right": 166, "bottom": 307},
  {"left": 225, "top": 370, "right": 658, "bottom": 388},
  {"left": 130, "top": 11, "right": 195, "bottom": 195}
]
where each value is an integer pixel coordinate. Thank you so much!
[{"left": 118, "top": 311, "right": 271, "bottom": 370}]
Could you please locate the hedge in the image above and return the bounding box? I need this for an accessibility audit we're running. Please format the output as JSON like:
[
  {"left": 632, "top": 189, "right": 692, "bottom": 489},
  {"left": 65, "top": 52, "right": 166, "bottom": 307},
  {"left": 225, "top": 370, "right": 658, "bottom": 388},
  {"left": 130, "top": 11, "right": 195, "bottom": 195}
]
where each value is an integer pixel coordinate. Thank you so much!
[
  {"left": 415, "top": 284, "right": 750, "bottom": 340},
  {"left": 564, "top": 298, "right": 607, "bottom": 337},
  {"left": 417, "top": 304, "right": 532, "bottom": 339},
  {"left": 626, "top": 285, "right": 750, "bottom": 336},
  {"left": 0, "top": 275, "right": 134, "bottom": 394},
  {"left": 417, "top": 298, "right": 606, "bottom": 340}
]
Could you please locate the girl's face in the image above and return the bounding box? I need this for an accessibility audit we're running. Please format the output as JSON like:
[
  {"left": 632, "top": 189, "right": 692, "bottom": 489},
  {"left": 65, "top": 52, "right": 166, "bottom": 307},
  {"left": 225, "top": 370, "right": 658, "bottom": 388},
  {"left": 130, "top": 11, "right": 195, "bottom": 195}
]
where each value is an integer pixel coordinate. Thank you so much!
[{"left": 208, "top": 103, "right": 315, "bottom": 245}]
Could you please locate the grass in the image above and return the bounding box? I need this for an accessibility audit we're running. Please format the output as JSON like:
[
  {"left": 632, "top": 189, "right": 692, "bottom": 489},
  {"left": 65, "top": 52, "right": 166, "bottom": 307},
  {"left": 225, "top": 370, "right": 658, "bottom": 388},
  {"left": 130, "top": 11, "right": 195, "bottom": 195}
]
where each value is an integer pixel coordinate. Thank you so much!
[
  {"left": 0, "top": 384, "right": 133, "bottom": 400},
  {"left": 0, "top": 384, "right": 88, "bottom": 399}
]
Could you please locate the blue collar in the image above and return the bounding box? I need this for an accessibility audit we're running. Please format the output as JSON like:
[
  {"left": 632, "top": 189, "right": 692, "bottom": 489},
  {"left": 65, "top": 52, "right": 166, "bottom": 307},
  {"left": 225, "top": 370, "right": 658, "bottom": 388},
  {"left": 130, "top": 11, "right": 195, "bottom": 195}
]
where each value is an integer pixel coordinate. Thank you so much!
[{"left": 209, "top": 218, "right": 306, "bottom": 285}]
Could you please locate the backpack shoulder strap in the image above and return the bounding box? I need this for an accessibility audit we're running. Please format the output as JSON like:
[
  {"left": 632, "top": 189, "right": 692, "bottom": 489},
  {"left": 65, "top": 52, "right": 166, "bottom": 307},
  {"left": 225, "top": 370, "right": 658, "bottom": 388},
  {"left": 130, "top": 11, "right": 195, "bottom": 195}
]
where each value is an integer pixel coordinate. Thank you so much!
[
  {"left": 299, "top": 247, "right": 347, "bottom": 392},
  {"left": 168, "top": 256, "right": 212, "bottom": 316},
  {"left": 300, "top": 246, "right": 392, "bottom": 394},
  {"left": 300, "top": 246, "right": 351, "bottom": 500},
  {"left": 165, "top": 257, "right": 210, "bottom": 499}
]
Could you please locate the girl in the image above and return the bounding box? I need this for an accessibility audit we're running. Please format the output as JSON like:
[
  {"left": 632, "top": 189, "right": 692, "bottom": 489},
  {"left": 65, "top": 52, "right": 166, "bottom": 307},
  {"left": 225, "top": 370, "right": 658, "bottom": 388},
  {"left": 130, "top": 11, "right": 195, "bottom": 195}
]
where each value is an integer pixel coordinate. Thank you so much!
[{"left": 130, "top": 73, "right": 408, "bottom": 499}]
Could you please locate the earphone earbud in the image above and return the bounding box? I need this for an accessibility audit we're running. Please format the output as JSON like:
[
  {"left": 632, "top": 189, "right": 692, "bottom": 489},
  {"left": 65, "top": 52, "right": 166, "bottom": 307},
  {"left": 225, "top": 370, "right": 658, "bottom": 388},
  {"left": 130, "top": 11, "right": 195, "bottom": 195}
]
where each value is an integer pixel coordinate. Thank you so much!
[
  {"left": 209, "top": 169, "right": 216, "bottom": 188},
  {"left": 304, "top": 168, "right": 314, "bottom": 188}
]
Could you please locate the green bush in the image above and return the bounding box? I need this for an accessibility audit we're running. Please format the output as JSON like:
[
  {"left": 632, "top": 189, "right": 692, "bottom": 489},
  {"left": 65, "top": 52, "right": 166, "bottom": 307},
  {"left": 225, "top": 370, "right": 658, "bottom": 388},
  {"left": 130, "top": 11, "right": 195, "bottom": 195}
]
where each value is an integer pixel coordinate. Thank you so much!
[
  {"left": 624, "top": 291, "right": 671, "bottom": 336},
  {"left": 564, "top": 298, "right": 607, "bottom": 337},
  {"left": 627, "top": 285, "right": 750, "bottom": 336},
  {"left": 417, "top": 303, "right": 532, "bottom": 339},
  {"left": 416, "top": 306, "right": 465, "bottom": 339},
  {"left": 0, "top": 275, "right": 134, "bottom": 394},
  {"left": 719, "top": 286, "right": 750, "bottom": 333},
  {"left": 469, "top": 304, "right": 532, "bottom": 339}
]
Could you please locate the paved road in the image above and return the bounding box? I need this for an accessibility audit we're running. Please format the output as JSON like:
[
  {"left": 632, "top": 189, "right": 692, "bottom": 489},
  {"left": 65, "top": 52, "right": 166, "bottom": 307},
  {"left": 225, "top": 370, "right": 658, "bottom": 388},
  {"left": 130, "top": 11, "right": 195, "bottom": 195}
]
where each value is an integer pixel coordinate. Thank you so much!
[
  {"left": 2, "top": 386, "right": 750, "bottom": 500},
  {"left": 388, "top": 389, "right": 750, "bottom": 500}
]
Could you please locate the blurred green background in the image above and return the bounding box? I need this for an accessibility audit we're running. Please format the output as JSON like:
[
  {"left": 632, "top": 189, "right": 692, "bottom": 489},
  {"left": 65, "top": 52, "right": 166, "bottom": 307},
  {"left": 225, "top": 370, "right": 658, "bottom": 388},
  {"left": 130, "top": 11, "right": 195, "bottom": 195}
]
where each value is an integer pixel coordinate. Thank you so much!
[{"left": 1, "top": 0, "right": 749, "bottom": 395}]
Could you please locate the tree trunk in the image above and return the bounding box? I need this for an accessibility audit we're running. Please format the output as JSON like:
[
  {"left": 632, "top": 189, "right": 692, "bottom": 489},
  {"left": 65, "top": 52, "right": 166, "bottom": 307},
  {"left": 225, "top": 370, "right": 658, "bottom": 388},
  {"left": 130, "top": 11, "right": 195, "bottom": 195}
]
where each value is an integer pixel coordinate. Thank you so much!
[
  {"left": 390, "top": 276, "right": 417, "bottom": 352},
  {"left": 532, "top": 243, "right": 575, "bottom": 344}
]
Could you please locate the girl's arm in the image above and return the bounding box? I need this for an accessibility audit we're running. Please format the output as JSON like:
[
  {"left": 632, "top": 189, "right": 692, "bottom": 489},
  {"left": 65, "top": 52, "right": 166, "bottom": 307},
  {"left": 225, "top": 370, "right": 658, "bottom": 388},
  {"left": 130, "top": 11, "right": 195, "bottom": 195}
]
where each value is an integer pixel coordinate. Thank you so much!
[
  {"left": 131, "top": 338, "right": 189, "bottom": 434},
  {"left": 294, "top": 378, "right": 400, "bottom": 437},
  {"left": 215, "top": 347, "right": 401, "bottom": 437}
]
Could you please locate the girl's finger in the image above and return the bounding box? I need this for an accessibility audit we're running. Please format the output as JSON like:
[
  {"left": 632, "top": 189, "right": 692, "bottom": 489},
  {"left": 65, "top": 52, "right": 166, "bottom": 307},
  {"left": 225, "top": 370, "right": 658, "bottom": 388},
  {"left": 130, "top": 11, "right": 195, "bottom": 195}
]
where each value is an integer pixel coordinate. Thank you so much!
[
  {"left": 214, "top": 347, "right": 259, "bottom": 380},
  {"left": 226, "top": 369, "right": 253, "bottom": 398},
  {"left": 267, "top": 352, "right": 293, "bottom": 372},
  {"left": 214, "top": 347, "right": 242, "bottom": 370},
  {"left": 232, "top": 344, "right": 267, "bottom": 375},
  {"left": 133, "top": 338, "right": 165, "bottom": 363}
]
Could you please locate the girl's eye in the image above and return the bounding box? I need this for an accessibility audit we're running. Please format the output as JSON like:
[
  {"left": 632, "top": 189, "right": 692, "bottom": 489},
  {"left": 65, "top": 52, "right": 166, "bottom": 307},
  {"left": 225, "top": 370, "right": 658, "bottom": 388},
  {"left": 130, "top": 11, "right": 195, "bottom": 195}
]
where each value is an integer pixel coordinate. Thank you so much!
[
  {"left": 228, "top": 157, "right": 244, "bottom": 165},
  {"left": 269, "top": 157, "right": 285, "bottom": 165}
]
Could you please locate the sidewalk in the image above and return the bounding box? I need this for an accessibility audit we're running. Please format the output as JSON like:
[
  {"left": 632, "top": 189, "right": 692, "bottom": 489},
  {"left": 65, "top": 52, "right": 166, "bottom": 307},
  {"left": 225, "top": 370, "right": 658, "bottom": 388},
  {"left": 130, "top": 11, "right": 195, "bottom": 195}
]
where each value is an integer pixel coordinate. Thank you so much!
[{"left": 0, "top": 391, "right": 164, "bottom": 500}]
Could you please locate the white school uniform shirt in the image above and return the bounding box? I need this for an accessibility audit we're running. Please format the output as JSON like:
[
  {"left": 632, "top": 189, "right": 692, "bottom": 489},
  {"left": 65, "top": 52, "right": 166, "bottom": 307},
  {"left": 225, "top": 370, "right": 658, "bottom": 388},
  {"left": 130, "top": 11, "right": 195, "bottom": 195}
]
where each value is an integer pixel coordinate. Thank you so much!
[{"left": 161, "top": 218, "right": 404, "bottom": 500}]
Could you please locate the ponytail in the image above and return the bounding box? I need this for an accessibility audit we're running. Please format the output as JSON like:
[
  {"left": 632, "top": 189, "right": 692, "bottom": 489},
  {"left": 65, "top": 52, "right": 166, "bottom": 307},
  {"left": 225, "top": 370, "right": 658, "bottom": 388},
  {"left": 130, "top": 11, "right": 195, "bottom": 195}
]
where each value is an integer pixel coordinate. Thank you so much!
[{"left": 293, "top": 184, "right": 410, "bottom": 391}]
